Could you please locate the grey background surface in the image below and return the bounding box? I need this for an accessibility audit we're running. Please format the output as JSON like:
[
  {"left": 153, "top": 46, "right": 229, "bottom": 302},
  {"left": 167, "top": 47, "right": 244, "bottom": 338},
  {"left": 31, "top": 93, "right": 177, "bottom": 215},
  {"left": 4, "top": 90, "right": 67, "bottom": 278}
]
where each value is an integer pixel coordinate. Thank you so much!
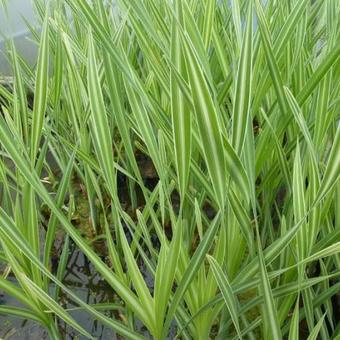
[{"left": 0, "top": 0, "right": 38, "bottom": 75}]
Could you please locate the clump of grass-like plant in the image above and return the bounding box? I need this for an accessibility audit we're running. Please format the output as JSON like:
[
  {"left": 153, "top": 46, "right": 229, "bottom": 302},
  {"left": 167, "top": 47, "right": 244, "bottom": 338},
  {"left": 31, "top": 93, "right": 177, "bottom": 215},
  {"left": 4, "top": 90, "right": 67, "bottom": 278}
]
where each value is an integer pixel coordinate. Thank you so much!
[{"left": 0, "top": 0, "right": 339, "bottom": 338}]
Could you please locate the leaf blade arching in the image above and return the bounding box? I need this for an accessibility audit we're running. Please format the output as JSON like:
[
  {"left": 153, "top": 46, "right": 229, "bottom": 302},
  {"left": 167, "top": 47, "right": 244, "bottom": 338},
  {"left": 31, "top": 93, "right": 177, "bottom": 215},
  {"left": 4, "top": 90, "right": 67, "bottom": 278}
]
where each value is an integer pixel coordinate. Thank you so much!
[
  {"left": 118, "top": 218, "right": 156, "bottom": 335},
  {"left": 256, "top": 233, "right": 282, "bottom": 340},
  {"left": 293, "top": 141, "right": 307, "bottom": 261},
  {"left": 254, "top": 0, "right": 290, "bottom": 117},
  {"left": 87, "top": 32, "right": 117, "bottom": 198},
  {"left": 23, "top": 275, "right": 94, "bottom": 339},
  {"left": 202, "top": 0, "right": 216, "bottom": 50},
  {"left": 232, "top": 1, "right": 253, "bottom": 155},
  {"left": 154, "top": 218, "right": 182, "bottom": 334},
  {"left": 207, "top": 255, "right": 242, "bottom": 339},
  {"left": 314, "top": 126, "right": 340, "bottom": 205},
  {"left": 170, "top": 0, "right": 191, "bottom": 201},
  {"left": 30, "top": 13, "right": 50, "bottom": 163},
  {"left": 181, "top": 29, "right": 226, "bottom": 208},
  {"left": 10, "top": 41, "right": 28, "bottom": 142}
]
